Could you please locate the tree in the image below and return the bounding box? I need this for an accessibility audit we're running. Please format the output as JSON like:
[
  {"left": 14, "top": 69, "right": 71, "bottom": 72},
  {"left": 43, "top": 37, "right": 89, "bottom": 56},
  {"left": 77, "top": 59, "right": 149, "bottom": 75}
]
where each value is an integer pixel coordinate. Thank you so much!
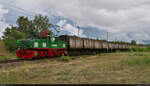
[
  {"left": 33, "top": 14, "right": 52, "bottom": 37},
  {"left": 4, "top": 28, "right": 27, "bottom": 52},
  {"left": 131, "top": 40, "right": 136, "bottom": 45},
  {"left": 34, "top": 14, "right": 51, "bottom": 31},
  {"left": 17, "top": 14, "right": 53, "bottom": 38},
  {"left": 2, "top": 27, "right": 11, "bottom": 39},
  {"left": 17, "top": 16, "right": 35, "bottom": 37},
  {"left": 2, "top": 26, "right": 18, "bottom": 39}
]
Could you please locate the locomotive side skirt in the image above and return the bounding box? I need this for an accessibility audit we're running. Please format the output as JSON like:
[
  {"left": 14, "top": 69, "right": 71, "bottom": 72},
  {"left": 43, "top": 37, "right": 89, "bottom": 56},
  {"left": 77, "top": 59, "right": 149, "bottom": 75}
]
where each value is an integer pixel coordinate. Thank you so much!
[{"left": 16, "top": 48, "right": 67, "bottom": 59}]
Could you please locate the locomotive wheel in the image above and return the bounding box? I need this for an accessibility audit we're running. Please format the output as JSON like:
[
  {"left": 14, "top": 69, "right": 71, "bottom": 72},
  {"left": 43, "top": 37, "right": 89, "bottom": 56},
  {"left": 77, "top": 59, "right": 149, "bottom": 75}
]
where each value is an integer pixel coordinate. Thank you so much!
[
  {"left": 64, "top": 50, "right": 68, "bottom": 56},
  {"left": 27, "top": 50, "right": 35, "bottom": 59}
]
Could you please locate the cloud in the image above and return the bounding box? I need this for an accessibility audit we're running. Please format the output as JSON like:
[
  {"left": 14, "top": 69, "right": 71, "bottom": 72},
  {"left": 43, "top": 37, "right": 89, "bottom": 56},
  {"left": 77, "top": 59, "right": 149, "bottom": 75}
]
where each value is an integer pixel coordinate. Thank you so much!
[
  {"left": 0, "top": 4, "right": 9, "bottom": 37},
  {"left": 2, "top": 0, "right": 150, "bottom": 43},
  {"left": 57, "top": 20, "right": 86, "bottom": 37}
]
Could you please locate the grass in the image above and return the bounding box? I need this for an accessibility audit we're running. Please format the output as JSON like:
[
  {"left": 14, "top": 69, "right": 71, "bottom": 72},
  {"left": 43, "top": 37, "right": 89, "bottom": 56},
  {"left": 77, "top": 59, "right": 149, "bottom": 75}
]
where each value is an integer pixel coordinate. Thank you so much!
[
  {"left": 60, "top": 55, "right": 71, "bottom": 62},
  {"left": 1, "top": 51, "right": 150, "bottom": 84},
  {"left": 128, "top": 47, "right": 150, "bottom": 52},
  {"left": 129, "top": 57, "right": 150, "bottom": 66},
  {"left": 0, "top": 41, "right": 16, "bottom": 61},
  {"left": 0, "top": 56, "right": 12, "bottom": 60},
  {"left": 82, "top": 55, "right": 87, "bottom": 58},
  {"left": 121, "top": 53, "right": 150, "bottom": 66},
  {"left": 45, "top": 58, "right": 50, "bottom": 63}
]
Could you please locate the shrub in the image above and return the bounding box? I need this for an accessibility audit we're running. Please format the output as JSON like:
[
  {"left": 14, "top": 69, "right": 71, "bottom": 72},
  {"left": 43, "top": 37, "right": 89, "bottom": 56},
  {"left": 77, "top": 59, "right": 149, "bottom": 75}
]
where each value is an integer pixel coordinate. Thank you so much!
[
  {"left": 70, "top": 56, "right": 76, "bottom": 60},
  {"left": 45, "top": 59, "right": 50, "bottom": 63},
  {"left": 60, "top": 55, "right": 71, "bottom": 62},
  {"left": 3, "top": 29, "right": 27, "bottom": 52}
]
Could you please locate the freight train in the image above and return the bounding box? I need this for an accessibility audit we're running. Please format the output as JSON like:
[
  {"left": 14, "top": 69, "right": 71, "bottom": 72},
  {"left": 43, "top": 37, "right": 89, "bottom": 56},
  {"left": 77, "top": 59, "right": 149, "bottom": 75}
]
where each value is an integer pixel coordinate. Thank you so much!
[{"left": 16, "top": 31, "right": 147, "bottom": 59}]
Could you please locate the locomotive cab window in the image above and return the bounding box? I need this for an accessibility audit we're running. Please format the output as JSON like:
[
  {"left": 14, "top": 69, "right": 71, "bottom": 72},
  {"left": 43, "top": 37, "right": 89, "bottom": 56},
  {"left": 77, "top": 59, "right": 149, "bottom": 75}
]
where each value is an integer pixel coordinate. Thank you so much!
[
  {"left": 42, "top": 42, "right": 47, "bottom": 48},
  {"left": 34, "top": 42, "right": 38, "bottom": 47}
]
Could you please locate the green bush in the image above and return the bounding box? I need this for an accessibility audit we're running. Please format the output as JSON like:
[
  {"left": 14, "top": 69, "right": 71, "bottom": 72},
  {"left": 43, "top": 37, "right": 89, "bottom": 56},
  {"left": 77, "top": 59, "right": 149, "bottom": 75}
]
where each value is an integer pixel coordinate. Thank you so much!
[
  {"left": 70, "top": 56, "right": 76, "bottom": 59},
  {"left": 3, "top": 29, "right": 27, "bottom": 52},
  {"left": 60, "top": 55, "right": 71, "bottom": 62}
]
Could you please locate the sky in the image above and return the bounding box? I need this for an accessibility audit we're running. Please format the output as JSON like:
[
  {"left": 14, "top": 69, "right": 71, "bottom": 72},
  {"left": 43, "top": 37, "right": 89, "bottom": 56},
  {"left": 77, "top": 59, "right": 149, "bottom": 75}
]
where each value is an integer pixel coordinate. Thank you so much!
[
  {"left": 0, "top": 4, "right": 9, "bottom": 37},
  {"left": 0, "top": 0, "right": 150, "bottom": 43}
]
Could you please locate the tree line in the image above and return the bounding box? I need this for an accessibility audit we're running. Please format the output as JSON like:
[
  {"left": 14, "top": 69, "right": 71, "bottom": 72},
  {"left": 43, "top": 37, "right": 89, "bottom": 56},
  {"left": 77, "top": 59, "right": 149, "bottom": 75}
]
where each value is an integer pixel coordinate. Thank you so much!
[{"left": 2, "top": 14, "right": 53, "bottom": 52}]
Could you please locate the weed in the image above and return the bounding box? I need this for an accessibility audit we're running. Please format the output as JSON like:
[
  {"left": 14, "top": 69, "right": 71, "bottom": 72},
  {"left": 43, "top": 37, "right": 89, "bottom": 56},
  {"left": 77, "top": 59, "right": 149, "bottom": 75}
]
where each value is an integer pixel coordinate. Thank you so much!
[
  {"left": 60, "top": 55, "right": 71, "bottom": 62},
  {"left": 100, "top": 53, "right": 107, "bottom": 56},
  {"left": 24, "top": 61, "right": 27, "bottom": 65},
  {"left": 134, "top": 53, "right": 144, "bottom": 56},
  {"left": 82, "top": 55, "right": 87, "bottom": 58},
  {"left": 70, "top": 56, "right": 76, "bottom": 60},
  {"left": 57, "top": 71, "right": 68, "bottom": 76},
  {"left": 45, "top": 59, "right": 50, "bottom": 63}
]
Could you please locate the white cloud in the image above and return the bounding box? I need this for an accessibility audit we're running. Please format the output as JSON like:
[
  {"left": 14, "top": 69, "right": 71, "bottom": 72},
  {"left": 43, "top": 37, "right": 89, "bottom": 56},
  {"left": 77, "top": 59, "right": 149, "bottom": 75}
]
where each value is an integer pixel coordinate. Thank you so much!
[
  {"left": 2, "top": 0, "right": 150, "bottom": 42},
  {"left": 0, "top": 4, "right": 9, "bottom": 37},
  {"left": 57, "top": 20, "right": 86, "bottom": 37}
]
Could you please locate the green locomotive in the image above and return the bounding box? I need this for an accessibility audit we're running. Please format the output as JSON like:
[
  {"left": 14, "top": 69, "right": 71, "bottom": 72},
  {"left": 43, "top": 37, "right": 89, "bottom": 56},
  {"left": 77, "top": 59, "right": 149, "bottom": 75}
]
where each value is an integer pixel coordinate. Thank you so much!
[{"left": 16, "top": 32, "right": 68, "bottom": 59}]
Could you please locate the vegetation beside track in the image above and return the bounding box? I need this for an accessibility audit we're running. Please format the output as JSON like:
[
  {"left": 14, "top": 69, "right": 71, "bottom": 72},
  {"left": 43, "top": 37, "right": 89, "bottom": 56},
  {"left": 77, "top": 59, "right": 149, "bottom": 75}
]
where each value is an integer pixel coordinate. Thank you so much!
[
  {"left": 1, "top": 51, "right": 150, "bottom": 84},
  {"left": 0, "top": 41, "right": 16, "bottom": 61}
]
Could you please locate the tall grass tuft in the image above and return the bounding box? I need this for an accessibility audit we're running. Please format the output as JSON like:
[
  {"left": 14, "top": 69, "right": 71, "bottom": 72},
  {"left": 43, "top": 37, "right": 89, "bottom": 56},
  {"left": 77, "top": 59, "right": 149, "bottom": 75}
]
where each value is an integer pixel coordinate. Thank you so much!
[{"left": 60, "top": 54, "right": 71, "bottom": 62}]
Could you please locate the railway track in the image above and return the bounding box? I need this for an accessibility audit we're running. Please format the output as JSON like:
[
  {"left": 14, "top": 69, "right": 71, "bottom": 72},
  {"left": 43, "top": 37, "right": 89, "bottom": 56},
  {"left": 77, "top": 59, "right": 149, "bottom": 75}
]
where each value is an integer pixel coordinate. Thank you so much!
[
  {"left": 0, "top": 59, "right": 42, "bottom": 65},
  {"left": 0, "top": 59, "right": 24, "bottom": 64},
  {"left": 0, "top": 58, "right": 50, "bottom": 69},
  {"left": 0, "top": 57, "right": 60, "bottom": 65}
]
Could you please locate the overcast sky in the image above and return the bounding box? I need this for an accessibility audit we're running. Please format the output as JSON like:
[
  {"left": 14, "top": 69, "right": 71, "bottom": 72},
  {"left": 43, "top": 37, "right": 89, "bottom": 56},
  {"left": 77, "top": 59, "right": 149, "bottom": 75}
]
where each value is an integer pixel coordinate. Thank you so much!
[{"left": 0, "top": 0, "right": 150, "bottom": 42}]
